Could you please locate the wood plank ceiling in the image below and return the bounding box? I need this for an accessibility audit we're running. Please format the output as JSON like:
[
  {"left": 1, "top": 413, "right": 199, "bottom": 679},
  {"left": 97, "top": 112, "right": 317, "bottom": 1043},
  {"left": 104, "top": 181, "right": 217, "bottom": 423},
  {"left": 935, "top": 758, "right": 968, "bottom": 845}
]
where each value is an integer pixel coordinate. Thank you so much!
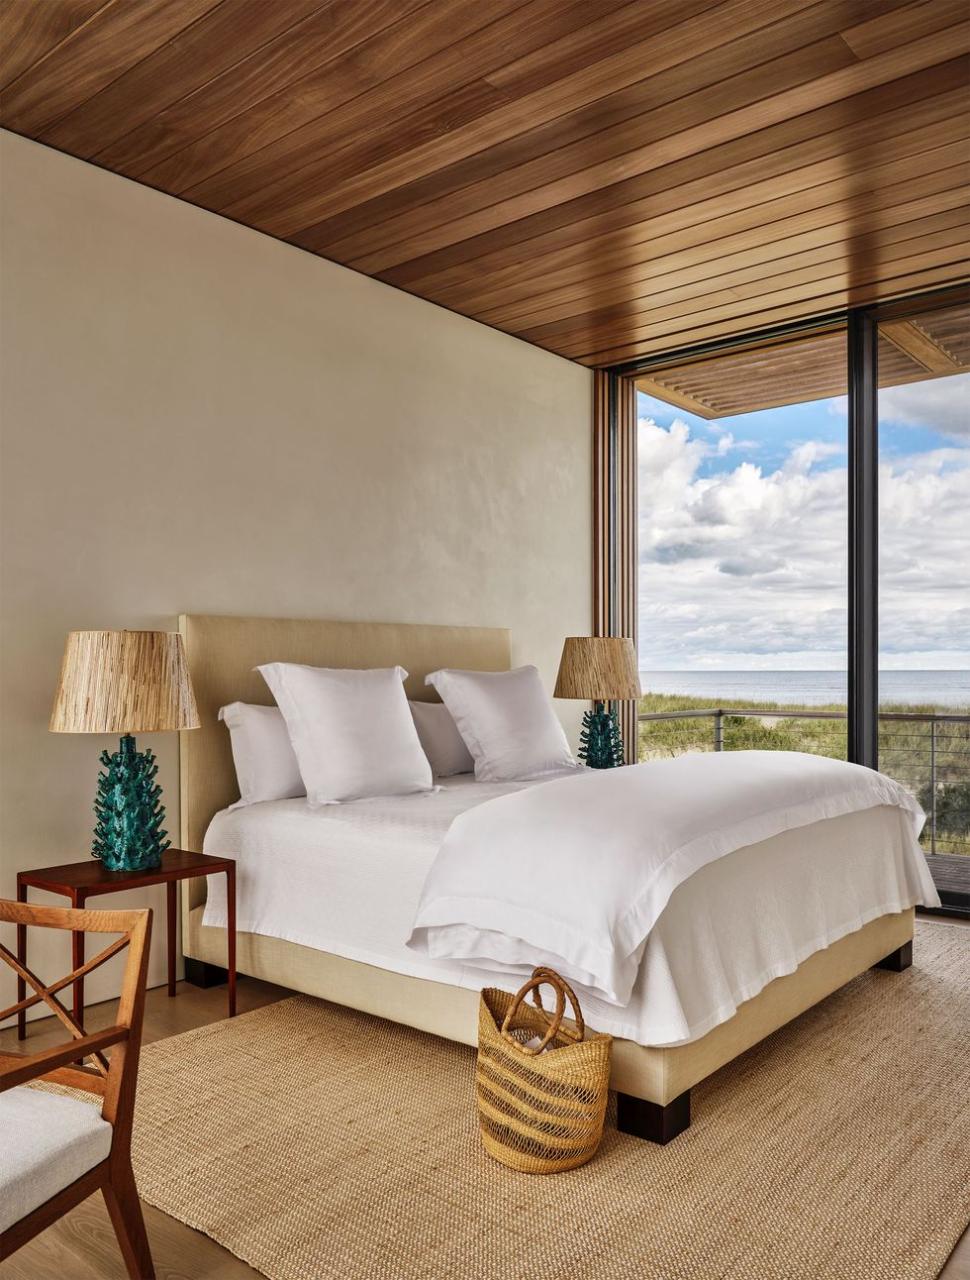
[{"left": 2, "top": 0, "right": 969, "bottom": 369}]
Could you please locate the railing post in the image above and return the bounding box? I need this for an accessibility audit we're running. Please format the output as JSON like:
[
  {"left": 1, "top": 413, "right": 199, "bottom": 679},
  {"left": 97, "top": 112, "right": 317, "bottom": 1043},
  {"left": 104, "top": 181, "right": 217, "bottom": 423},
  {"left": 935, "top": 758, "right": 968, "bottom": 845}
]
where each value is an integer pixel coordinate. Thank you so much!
[
  {"left": 930, "top": 716, "right": 936, "bottom": 855},
  {"left": 714, "top": 710, "right": 723, "bottom": 752}
]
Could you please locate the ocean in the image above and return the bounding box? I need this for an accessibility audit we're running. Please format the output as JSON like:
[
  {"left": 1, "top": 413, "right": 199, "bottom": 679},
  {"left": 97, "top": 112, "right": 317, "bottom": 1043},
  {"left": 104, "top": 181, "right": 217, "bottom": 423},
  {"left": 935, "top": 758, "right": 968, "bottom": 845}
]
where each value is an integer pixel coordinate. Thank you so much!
[{"left": 639, "top": 670, "right": 970, "bottom": 710}]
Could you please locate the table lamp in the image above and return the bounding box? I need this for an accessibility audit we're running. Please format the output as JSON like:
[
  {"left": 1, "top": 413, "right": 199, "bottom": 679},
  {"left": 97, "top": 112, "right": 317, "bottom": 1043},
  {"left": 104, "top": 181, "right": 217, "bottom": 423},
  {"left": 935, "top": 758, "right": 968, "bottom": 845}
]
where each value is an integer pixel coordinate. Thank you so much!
[
  {"left": 554, "top": 637, "right": 641, "bottom": 768},
  {"left": 50, "top": 630, "right": 200, "bottom": 871}
]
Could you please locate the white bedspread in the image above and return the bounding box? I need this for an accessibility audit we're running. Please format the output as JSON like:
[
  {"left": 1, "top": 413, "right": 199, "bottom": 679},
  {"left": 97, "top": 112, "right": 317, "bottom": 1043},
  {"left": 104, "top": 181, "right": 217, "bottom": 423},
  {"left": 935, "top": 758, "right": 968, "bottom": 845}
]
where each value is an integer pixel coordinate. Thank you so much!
[
  {"left": 202, "top": 767, "right": 938, "bottom": 1047},
  {"left": 409, "top": 752, "right": 933, "bottom": 1003}
]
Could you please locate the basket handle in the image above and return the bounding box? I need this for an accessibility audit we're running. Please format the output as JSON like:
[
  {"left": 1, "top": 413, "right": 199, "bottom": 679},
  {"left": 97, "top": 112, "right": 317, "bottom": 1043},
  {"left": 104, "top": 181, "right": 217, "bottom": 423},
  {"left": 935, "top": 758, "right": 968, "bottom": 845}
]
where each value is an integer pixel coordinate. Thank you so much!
[
  {"left": 529, "top": 967, "right": 585, "bottom": 1044},
  {"left": 500, "top": 968, "right": 585, "bottom": 1056}
]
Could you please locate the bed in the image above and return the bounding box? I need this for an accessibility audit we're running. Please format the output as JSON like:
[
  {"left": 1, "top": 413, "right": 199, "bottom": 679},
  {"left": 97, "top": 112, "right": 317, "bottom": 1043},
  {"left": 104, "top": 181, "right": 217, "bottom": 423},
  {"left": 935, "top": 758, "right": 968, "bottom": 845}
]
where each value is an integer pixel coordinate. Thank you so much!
[{"left": 178, "top": 613, "right": 923, "bottom": 1144}]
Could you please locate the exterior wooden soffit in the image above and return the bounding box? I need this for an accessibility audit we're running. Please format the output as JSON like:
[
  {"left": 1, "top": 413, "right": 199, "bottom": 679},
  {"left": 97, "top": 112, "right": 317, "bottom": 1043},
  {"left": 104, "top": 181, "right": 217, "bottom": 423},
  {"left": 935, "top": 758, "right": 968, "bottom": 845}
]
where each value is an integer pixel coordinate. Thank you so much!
[
  {"left": 879, "top": 318, "right": 962, "bottom": 373},
  {"left": 634, "top": 376, "right": 719, "bottom": 419}
]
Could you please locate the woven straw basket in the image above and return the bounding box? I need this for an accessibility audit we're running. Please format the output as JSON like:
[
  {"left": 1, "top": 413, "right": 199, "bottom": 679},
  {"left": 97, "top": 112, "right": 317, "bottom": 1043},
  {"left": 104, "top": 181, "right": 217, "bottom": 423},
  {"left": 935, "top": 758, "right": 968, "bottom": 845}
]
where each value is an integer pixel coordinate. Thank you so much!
[{"left": 477, "top": 966, "right": 612, "bottom": 1174}]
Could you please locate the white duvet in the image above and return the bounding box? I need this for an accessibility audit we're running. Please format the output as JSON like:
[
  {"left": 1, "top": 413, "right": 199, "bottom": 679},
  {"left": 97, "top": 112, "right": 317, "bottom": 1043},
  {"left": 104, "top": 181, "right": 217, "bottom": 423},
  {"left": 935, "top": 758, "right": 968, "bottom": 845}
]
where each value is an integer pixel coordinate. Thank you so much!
[
  {"left": 408, "top": 752, "right": 935, "bottom": 1004},
  {"left": 203, "top": 754, "right": 939, "bottom": 1047}
]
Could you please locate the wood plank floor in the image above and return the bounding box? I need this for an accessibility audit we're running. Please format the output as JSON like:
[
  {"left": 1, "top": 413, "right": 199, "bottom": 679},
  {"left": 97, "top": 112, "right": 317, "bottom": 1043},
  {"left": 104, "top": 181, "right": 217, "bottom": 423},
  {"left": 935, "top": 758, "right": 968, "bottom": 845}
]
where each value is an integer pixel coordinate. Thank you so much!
[{"left": 2, "top": 932, "right": 967, "bottom": 1279}]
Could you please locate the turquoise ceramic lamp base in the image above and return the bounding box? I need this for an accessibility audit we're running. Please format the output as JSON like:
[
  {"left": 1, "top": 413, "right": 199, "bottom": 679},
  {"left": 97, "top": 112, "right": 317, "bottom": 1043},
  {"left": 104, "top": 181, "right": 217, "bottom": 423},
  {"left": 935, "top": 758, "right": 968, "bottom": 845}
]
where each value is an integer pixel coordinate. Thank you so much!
[
  {"left": 579, "top": 702, "right": 625, "bottom": 769},
  {"left": 92, "top": 734, "right": 170, "bottom": 871}
]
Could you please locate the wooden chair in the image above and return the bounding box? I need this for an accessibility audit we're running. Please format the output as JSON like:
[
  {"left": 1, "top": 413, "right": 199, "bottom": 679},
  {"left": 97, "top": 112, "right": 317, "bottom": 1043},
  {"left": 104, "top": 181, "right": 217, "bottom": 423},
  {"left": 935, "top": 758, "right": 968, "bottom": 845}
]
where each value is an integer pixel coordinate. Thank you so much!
[{"left": 0, "top": 899, "right": 155, "bottom": 1279}]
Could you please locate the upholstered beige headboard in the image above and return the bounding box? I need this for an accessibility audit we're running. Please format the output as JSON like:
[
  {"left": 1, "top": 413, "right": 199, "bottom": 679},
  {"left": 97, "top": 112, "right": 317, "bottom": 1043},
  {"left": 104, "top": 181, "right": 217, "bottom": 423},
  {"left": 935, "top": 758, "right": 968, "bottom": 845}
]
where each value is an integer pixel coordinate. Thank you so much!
[{"left": 177, "top": 614, "right": 511, "bottom": 857}]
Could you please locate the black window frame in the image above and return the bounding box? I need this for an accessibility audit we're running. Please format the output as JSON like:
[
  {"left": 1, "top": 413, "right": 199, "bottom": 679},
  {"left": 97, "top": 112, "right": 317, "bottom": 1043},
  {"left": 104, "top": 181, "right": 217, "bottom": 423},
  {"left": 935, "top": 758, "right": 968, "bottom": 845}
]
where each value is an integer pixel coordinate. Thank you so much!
[{"left": 611, "top": 281, "right": 969, "bottom": 771}]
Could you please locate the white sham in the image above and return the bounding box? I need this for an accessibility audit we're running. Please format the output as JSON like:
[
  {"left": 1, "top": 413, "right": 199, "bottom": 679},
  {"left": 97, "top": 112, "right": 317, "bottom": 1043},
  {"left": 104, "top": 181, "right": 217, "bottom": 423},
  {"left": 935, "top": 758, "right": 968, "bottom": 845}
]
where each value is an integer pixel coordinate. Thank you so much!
[
  {"left": 218, "top": 701, "right": 305, "bottom": 809},
  {"left": 425, "top": 665, "right": 575, "bottom": 782},
  {"left": 258, "top": 663, "right": 433, "bottom": 805},
  {"left": 409, "top": 700, "right": 475, "bottom": 777}
]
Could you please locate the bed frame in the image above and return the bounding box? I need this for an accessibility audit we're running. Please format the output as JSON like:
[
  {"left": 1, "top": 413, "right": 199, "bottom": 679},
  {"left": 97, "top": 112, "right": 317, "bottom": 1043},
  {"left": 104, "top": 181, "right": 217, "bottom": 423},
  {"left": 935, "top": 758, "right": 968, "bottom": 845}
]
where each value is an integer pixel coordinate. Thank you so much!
[{"left": 177, "top": 613, "right": 914, "bottom": 1144}]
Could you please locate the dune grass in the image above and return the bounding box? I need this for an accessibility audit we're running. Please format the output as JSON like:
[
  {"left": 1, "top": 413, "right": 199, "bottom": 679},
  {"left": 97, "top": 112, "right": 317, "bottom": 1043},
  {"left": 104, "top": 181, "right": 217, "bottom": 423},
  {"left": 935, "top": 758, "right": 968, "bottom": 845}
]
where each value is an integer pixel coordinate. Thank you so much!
[{"left": 637, "top": 692, "right": 970, "bottom": 856}]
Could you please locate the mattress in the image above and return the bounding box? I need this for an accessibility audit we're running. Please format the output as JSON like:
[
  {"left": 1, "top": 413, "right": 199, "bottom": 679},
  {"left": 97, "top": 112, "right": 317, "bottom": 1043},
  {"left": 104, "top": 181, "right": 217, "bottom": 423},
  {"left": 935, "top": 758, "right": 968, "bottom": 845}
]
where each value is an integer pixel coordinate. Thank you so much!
[{"left": 202, "top": 776, "right": 931, "bottom": 1046}]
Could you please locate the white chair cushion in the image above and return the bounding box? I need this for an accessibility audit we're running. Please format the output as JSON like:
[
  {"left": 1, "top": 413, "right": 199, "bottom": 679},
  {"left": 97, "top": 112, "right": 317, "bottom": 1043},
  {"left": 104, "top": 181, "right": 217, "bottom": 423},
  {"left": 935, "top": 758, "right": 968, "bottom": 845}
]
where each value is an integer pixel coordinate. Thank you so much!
[{"left": 0, "top": 1086, "right": 112, "bottom": 1232}]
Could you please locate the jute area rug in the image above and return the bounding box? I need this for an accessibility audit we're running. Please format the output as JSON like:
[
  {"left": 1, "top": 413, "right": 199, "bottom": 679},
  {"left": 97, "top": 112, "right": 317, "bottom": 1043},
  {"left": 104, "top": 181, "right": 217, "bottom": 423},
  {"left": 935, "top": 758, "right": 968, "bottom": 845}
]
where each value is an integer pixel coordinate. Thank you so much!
[{"left": 130, "top": 922, "right": 970, "bottom": 1280}]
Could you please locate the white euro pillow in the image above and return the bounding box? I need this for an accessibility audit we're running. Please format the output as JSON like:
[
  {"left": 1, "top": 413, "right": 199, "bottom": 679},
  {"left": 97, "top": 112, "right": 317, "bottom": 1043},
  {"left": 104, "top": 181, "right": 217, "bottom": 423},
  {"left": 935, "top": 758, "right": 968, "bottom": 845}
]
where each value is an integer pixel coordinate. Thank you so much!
[
  {"left": 257, "top": 663, "right": 433, "bottom": 805},
  {"left": 425, "top": 666, "right": 576, "bottom": 782},
  {"left": 218, "top": 702, "right": 305, "bottom": 810},
  {"left": 409, "top": 701, "right": 474, "bottom": 777}
]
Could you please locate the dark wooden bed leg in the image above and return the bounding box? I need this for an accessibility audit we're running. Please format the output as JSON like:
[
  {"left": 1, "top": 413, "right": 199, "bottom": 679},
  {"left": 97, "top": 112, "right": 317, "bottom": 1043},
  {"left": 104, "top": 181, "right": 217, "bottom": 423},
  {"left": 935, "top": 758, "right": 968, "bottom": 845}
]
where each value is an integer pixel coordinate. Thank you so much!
[
  {"left": 617, "top": 1090, "right": 691, "bottom": 1145},
  {"left": 183, "top": 957, "right": 228, "bottom": 988},
  {"left": 873, "top": 940, "right": 913, "bottom": 972}
]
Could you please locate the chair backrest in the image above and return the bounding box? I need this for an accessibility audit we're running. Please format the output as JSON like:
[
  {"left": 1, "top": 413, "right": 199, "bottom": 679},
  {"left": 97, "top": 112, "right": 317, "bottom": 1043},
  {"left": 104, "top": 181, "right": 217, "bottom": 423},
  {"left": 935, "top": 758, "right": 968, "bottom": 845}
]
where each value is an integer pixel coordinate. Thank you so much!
[{"left": 0, "top": 900, "right": 152, "bottom": 1144}]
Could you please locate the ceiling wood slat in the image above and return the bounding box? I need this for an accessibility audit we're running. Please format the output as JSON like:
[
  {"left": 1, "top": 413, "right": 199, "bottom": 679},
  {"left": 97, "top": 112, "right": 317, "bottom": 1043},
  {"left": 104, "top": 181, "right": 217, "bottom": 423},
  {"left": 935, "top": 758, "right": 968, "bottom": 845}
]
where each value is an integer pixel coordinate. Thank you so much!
[
  {"left": 377, "top": 58, "right": 970, "bottom": 292},
  {"left": 554, "top": 244, "right": 970, "bottom": 363},
  {"left": 403, "top": 105, "right": 969, "bottom": 323},
  {"left": 227, "top": 0, "right": 830, "bottom": 240},
  {"left": 472, "top": 149, "right": 970, "bottom": 326},
  {"left": 1, "top": 0, "right": 966, "bottom": 368},
  {"left": 0, "top": 0, "right": 108, "bottom": 92},
  {"left": 142, "top": 0, "right": 582, "bottom": 199},
  {"left": 518, "top": 214, "right": 970, "bottom": 351},
  {"left": 171, "top": 0, "right": 684, "bottom": 213},
  {"left": 339, "top": 24, "right": 970, "bottom": 275},
  {"left": 0, "top": 0, "right": 224, "bottom": 135},
  {"left": 587, "top": 261, "right": 969, "bottom": 365},
  {"left": 839, "top": 0, "right": 967, "bottom": 60},
  {"left": 92, "top": 0, "right": 429, "bottom": 176},
  {"left": 38, "top": 0, "right": 328, "bottom": 160},
  {"left": 289, "top": 0, "right": 885, "bottom": 259},
  {"left": 523, "top": 232, "right": 970, "bottom": 365},
  {"left": 193, "top": 0, "right": 639, "bottom": 221}
]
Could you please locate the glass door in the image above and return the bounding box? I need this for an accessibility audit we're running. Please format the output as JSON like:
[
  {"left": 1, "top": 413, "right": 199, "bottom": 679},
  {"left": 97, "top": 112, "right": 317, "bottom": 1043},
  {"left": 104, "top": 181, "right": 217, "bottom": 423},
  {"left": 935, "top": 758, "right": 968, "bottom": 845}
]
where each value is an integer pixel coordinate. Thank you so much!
[
  {"left": 876, "top": 298, "right": 970, "bottom": 911},
  {"left": 630, "top": 287, "right": 969, "bottom": 914},
  {"left": 635, "top": 327, "right": 849, "bottom": 763}
]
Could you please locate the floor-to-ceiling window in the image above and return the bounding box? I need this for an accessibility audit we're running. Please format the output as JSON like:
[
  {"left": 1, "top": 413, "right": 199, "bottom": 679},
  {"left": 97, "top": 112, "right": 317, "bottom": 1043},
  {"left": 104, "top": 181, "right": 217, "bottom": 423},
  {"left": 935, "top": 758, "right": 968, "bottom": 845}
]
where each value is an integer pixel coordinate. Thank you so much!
[
  {"left": 636, "top": 326, "right": 849, "bottom": 764},
  {"left": 631, "top": 288, "right": 969, "bottom": 911},
  {"left": 875, "top": 299, "right": 970, "bottom": 901}
]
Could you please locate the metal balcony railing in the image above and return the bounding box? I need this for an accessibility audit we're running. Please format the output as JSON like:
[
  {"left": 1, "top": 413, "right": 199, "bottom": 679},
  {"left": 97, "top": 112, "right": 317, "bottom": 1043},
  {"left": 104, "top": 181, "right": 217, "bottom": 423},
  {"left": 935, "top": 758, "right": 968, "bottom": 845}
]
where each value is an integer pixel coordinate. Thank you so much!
[{"left": 637, "top": 708, "right": 970, "bottom": 860}]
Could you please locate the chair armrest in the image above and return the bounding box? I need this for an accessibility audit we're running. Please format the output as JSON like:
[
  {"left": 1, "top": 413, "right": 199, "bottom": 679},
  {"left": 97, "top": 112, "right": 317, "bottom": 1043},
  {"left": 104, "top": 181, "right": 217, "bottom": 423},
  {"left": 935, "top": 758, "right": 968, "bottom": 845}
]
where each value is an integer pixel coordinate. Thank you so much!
[{"left": 0, "top": 1025, "right": 128, "bottom": 1090}]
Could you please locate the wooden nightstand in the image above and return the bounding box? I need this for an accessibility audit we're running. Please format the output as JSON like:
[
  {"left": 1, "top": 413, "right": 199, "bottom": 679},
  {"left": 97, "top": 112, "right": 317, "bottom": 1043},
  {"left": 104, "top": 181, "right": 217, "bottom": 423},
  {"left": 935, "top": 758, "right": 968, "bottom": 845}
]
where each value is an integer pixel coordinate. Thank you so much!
[{"left": 16, "top": 848, "right": 236, "bottom": 1038}]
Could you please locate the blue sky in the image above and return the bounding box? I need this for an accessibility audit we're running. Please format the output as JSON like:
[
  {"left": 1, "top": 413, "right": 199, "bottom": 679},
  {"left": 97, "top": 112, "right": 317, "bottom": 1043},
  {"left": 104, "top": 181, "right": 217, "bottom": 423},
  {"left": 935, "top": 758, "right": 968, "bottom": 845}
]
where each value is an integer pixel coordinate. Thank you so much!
[
  {"left": 637, "top": 392, "right": 845, "bottom": 478},
  {"left": 637, "top": 373, "right": 970, "bottom": 672},
  {"left": 636, "top": 391, "right": 962, "bottom": 479}
]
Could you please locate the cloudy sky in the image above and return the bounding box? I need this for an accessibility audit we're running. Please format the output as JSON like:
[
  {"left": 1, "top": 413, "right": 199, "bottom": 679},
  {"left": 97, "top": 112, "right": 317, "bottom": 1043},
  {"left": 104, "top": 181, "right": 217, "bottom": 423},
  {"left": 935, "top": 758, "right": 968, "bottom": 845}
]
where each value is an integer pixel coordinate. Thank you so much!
[{"left": 637, "top": 372, "right": 970, "bottom": 672}]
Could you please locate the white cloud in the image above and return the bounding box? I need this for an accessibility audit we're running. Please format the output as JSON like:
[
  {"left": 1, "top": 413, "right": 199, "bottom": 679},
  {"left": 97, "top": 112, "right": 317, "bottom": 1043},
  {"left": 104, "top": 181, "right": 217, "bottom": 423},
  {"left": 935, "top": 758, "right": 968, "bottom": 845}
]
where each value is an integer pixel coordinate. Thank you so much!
[
  {"left": 705, "top": 427, "right": 759, "bottom": 456},
  {"left": 880, "top": 374, "right": 970, "bottom": 438},
  {"left": 829, "top": 372, "right": 970, "bottom": 439},
  {"left": 784, "top": 440, "right": 843, "bottom": 472},
  {"left": 638, "top": 418, "right": 970, "bottom": 669}
]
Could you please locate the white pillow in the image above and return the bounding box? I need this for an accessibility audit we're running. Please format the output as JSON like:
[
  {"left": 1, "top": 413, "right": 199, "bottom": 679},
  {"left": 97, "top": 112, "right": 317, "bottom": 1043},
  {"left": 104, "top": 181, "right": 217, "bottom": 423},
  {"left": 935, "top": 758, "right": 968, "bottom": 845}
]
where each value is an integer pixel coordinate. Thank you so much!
[
  {"left": 218, "top": 702, "right": 305, "bottom": 809},
  {"left": 410, "top": 701, "right": 474, "bottom": 777},
  {"left": 257, "top": 663, "right": 433, "bottom": 805},
  {"left": 425, "top": 666, "right": 576, "bottom": 782}
]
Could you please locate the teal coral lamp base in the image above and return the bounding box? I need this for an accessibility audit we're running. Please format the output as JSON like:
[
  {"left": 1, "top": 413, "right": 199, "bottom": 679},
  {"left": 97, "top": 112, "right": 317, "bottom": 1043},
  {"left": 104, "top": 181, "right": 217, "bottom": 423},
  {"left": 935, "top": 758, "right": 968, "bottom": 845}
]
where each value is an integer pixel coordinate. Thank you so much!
[
  {"left": 579, "top": 703, "right": 625, "bottom": 769},
  {"left": 92, "top": 734, "right": 170, "bottom": 871}
]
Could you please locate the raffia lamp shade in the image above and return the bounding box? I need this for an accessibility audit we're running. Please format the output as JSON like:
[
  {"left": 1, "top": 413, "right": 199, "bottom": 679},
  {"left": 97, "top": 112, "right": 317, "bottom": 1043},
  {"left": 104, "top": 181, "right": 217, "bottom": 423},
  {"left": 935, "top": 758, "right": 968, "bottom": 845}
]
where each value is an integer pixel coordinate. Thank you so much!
[
  {"left": 554, "top": 637, "right": 641, "bottom": 702},
  {"left": 50, "top": 631, "right": 200, "bottom": 734}
]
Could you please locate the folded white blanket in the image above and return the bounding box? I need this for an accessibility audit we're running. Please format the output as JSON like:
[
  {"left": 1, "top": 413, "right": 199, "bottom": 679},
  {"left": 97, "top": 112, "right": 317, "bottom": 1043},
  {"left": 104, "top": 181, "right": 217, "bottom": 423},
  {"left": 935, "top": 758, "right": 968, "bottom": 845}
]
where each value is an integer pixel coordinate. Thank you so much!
[{"left": 408, "top": 751, "right": 933, "bottom": 1004}]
